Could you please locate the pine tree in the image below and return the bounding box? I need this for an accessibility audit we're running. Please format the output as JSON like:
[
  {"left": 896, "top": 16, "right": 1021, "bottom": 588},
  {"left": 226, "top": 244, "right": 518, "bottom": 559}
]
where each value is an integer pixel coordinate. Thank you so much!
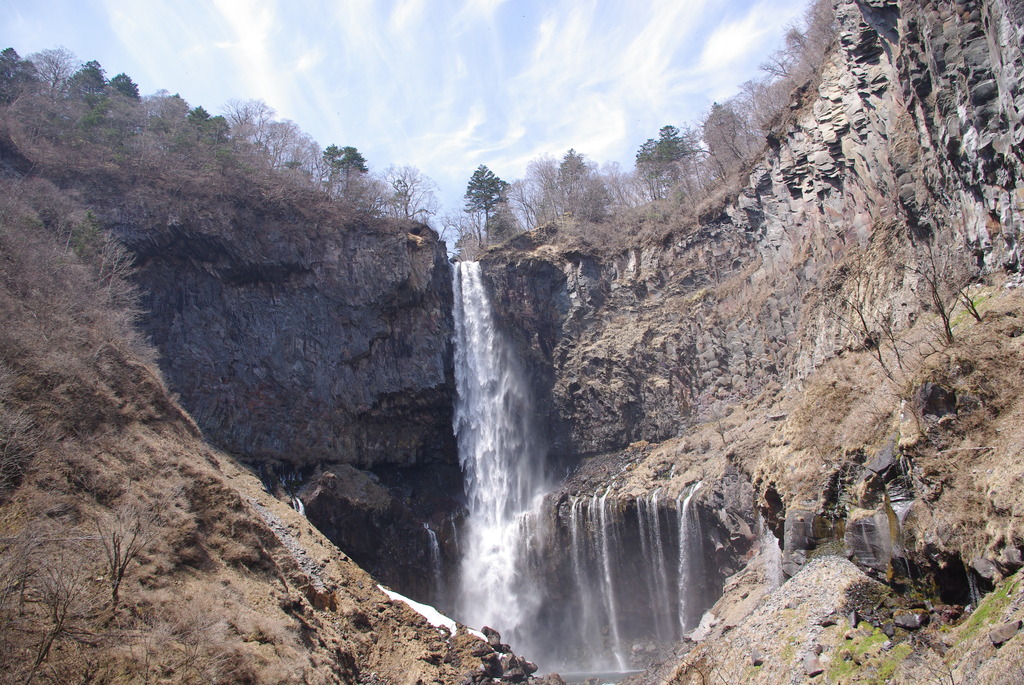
[
  {"left": 464, "top": 165, "right": 509, "bottom": 224},
  {"left": 0, "top": 48, "right": 36, "bottom": 104},
  {"left": 635, "top": 125, "right": 698, "bottom": 200},
  {"left": 108, "top": 73, "right": 140, "bottom": 100}
]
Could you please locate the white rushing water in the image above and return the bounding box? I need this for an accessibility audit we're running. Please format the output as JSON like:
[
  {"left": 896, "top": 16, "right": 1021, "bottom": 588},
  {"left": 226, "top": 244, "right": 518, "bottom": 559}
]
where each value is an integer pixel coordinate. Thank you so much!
[
  {"left": 596, "top": 489, "right": 626, "bottom": 670},
  {"left": 451, "top": 260, "right": 712, "bottom": 671},
  {"left": 423, "top": 523, "right": 445, "bottom": 604},
  {"left": 452, "top": 261, "right": 550, "bottom": 647},
  {"left": 638, "top": 489, "right": 674, "bottom": 641},
  {"left": 677, "top": 481, "right": 703, "bottom": 630}
]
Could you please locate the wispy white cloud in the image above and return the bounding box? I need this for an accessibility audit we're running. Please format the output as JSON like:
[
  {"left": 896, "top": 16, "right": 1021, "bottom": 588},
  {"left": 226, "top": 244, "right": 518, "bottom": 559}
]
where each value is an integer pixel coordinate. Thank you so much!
[
  {"left": 389, "top": 0, "right": 426, "bottom": 33},
  {"left": 292, "top": 47, "right": 324, "bottom": 74},
  {"left": 695, "top": 0, "right": 806, "bottom": 99},
  {"left": 4, "top": 0, "right": 813, "bottom": 212}
]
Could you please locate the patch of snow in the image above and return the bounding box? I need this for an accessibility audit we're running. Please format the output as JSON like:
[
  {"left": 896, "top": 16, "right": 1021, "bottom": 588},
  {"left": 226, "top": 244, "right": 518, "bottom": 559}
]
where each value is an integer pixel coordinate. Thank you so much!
[
  {"left": 689, "top": 610, "right": 718, "bottom": 642},
  {"left": 377, "top": 585, "right": 485, "bottom": 640}
]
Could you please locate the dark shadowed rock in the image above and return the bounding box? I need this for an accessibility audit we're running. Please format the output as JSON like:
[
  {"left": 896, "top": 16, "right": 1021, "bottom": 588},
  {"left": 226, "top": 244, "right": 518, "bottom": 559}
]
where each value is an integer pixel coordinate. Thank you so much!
[
  {"left": 971, "top": 557, "right": 1001, "bottom": 581},
  {"left": 782, "top": 509, "right": 833, "bottom": 577},
  {"left": 121, "top": 214, "right": 456, "bottom": 471},
  {"left": 894, "top": 609, "right": 930, "bottom": 630},
  {"left": 844, "top": 507, "right": 896, "bottom": 573},
  {"left": 914, "top": 382, "right": 957, "bottom": 421},
  {"left": 480, "top": 653, "right": 502, "bottom": 678}
]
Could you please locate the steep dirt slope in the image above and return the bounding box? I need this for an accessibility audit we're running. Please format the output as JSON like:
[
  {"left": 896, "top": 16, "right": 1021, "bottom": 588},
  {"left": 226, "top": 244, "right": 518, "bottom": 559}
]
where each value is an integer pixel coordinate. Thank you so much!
[{"left": 0, "top": 178, "right": 490, "bottom": 685}]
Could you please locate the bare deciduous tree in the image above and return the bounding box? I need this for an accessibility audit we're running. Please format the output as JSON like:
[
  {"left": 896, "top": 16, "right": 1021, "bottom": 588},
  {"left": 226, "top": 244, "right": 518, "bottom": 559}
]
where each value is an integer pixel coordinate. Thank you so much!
[
  {"left": 908, "top": 242, "right": 974, "bottom": 346},
  {"left": 96, "top": 504, "right": 157, "bottom": 611},
  {"left": 26, "top": 551, "right": 90, "bottom": 685},
  {"left": 381, "top": 165, "right": 440, "bottom": 221},
  {"left": 0, "top": 402, "right": 36, "bottom": 497},
  {"left": 28, "top": 48, "right": 77, "bottom": 96},
  {"left": 222, "top": 98, "right": 277, "bottom": 150}
]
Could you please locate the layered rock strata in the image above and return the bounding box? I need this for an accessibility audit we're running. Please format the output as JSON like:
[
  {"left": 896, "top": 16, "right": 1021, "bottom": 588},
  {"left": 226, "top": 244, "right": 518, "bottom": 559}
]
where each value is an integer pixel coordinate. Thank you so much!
[
  {"left": 476, "top": 0, "right": 1024, "bottom": 635},
  {"left": 116, "top": 213, "right": 455, "bottom": 470}
]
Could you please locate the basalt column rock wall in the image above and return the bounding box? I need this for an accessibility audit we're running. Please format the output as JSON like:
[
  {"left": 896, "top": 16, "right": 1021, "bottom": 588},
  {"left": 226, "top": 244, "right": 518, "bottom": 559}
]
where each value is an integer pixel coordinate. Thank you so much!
[
  {"left": 116, "top": 210, "right": 456, "bottom": 471},
  {"left": 479, "top": 0, "right": 1024, "bottom": 462},
  {"left": 110, "top": 200, "right": 459, "bottom": 596}
]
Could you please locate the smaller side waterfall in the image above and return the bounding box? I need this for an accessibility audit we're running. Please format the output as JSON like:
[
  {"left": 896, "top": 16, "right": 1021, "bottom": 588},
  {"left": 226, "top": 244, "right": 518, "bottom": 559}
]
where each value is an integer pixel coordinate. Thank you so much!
[
  {"left": 677, "top": 481, "right": 703, "bottom": 631},
  {"left": 596, "top": 490, "right": 627, "bottom": 670},
  {"left": 558, "top": 483, "right": 710, "bottom": 670},
  {"left": 423, "top": 523, "right": 445, "bottom": 604},
  {"left": 638, "top": 489, "right": 674, "bottom": 641}
]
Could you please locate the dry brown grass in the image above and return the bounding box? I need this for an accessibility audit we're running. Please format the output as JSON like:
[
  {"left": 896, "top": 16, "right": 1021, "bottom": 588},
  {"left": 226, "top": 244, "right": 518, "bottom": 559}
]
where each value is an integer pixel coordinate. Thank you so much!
[{"left": 0, "top": 175, "right": 484, "bottom": 684}]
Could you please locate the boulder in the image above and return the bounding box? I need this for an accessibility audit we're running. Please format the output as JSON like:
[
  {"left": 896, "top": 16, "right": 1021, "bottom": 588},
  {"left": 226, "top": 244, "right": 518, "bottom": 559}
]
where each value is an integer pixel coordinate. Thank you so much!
[
  {"left": 971, "top": 557, "right": 1001, "bottom": 581},
  {"left": 782, "top": 510, "right": 832, "bottom": 577},
  {"left": 913, "top": 382, "right": 957, "bottom": 420},
  {"left": 482, "top": 626, "right": 502, "bottom": 649},
  {"left": 480, "top": 653, "right": 502, "bottom": 678},
  {"left": 989, "top": 620, "right": 1021, "bottom": 647},
  {"left": 893, "top": 609, "right": 930, "bottom": 630},
  {"left": 803, "top": 654, "right": 824, "bottom": 677},
  {"left": 844, "top": 507, "right": 897, "bottom": 573}
]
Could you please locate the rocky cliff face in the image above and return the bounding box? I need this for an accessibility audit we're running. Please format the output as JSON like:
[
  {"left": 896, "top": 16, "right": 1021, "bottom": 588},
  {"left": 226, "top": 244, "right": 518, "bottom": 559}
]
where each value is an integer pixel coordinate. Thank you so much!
[
  {"left": 101, "top": 190, "right": 461, "bottom": 595},
  {"left": 113, "top": 205, "right": 455, "bottom": 470},
  {"left": 482, "top": 0, "right": 1024, "bottom": 463},
  {"left": 476, "top": 0, "right": 1024, "bottom": 656}
]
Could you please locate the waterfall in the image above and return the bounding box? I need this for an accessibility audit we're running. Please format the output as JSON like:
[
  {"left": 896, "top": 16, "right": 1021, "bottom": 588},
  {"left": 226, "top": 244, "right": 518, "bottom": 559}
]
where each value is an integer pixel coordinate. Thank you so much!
[
  {"left": 568, "top": 496, "right": 598, "bottom": 660},
  {"left": 292, "top": 496, "right": 305, "bottom": 516},
  {"left": 423, "top": 523, "right": 445, "bottom": 604},
  {"left": 451, "top": 259, "right": 714, "bottom": 671},
  {"left": 638, "top": 489, "right": 675, "bottom": 642},
  {"left": 677, "top": 481, "right": 703, "bottom": 630},
  {"left": 452, "top": 261, "right": 549, "bottom": 648},
  {"left": 596, "top": 489, "right": 627, "bottom": 670}
]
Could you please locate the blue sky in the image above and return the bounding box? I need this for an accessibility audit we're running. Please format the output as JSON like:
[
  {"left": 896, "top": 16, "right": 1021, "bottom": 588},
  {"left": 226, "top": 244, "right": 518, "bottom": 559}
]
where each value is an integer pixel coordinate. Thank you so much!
[{"left": 3, "top": 0, "right": 808, "bottom": 214}]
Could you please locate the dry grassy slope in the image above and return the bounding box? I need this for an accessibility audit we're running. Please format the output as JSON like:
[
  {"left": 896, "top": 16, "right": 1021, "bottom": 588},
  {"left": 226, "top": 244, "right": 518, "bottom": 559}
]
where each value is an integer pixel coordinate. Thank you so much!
[
  {"left": 0, "top": 184, "right": 484, "bottom": 684},
  {"left": 636, "top": 556, "right": 1024, "bottom": 685},
  {"left": 2, "top": 419, "right": 484, "bottom": 685}
]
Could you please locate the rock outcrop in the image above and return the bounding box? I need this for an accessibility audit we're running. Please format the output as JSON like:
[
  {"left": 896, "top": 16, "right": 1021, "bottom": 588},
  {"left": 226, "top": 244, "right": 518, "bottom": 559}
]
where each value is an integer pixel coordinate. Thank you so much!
[
  {"left": 473, "top": 0, "right": 1024, "bottom": 670},
  {"left": 481, "top": 0, "right": 1024, "bottom": 463},
  {"left": 59, "top": 170, "right": 465, "bottom": 600},
  {"left": 113, "top": 206, "right": 456, "bottom": 470}
]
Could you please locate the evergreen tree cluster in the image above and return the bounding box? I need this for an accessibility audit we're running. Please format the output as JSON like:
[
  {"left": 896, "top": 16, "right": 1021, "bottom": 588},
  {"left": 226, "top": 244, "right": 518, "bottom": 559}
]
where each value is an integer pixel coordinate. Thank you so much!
[{"left": 0, "top": 46, "right": 442, "bottom": 220}]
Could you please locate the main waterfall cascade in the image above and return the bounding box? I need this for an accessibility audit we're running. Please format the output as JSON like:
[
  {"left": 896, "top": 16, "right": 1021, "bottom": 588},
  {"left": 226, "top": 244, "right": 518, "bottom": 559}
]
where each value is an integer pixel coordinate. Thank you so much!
[
  {"left": 449, "top": 261, "right": 717, "bottom": 671},
  {"left": 451, "top": 261, "right": 551, "bottom": 647}
]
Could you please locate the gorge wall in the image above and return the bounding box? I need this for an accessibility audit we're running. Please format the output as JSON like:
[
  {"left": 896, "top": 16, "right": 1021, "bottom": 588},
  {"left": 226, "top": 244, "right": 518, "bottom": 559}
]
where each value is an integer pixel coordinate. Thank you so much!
[
  {"left": 471, "top": 0, "right": 1024, "bottom": 640},
  {"left": 482, "top": 0, "right": 1024, "bottom": 462},
  {"left": 92, "top": 185, "right": 465, "bottom": 597},
  {"left": 113, "top": 207, "right": 455, "bottom": 471}
]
